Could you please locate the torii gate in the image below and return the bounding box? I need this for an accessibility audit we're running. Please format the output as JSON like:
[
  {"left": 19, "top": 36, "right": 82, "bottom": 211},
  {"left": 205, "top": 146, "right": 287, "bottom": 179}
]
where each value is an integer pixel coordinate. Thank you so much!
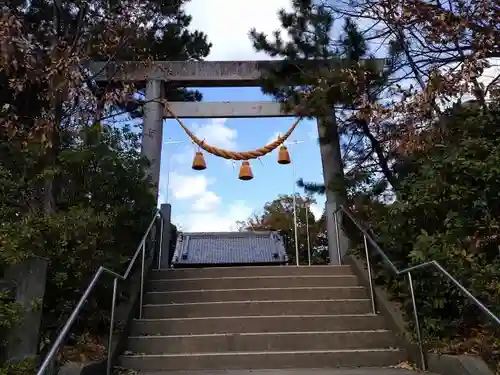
[{"left": 89, "top": 60, "right": 363, "bottom": 265}]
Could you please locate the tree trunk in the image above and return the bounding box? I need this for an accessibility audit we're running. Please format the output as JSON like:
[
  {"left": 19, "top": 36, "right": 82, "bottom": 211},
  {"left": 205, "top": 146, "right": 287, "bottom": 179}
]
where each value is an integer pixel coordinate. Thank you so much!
[{"left": 359, "top": 119, "right": 399, "bottom": 191}]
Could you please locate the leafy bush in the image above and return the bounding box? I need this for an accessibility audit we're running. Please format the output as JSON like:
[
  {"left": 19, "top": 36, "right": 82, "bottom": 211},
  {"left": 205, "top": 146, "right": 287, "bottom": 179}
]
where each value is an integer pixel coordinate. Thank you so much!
[
  {"left": 353, "top": 103, "right": 500, "bottom": 371},
  {"left": 0, "top": 124, "right": 156, "bottom": 368}
]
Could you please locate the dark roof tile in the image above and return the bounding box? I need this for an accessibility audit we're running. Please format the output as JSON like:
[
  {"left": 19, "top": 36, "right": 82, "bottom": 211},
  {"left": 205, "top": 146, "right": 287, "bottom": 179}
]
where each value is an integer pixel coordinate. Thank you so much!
[{"left": 172, "top": 231, "right": 288, "bottom": 265}]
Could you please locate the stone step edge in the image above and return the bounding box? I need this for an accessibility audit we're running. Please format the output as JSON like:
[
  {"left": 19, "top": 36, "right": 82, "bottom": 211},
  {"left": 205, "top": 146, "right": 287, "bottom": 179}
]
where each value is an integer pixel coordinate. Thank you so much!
[
  {"left": 133, "top": 313, "right": 378, "bottom": 322},
  {"left": 149, "top": 275, "right": 357, "bottom": 282},
  {"left": 128, "top": 329, "right": 391, "bottom": 339},
  {"left": 116, "top": 369, "right": 428, "bottom": 375},
  {"left": 153, "top": 265, "right": 352, "bottom": 271},
  {"left": 122, "top": 348, "right": 401, "bottom": 358},
  {"left": 146, "top": 286, "right": 365, "bottom": 295},
  {"left": 143, "top": 299, "right": 371, "bottom": 307}
]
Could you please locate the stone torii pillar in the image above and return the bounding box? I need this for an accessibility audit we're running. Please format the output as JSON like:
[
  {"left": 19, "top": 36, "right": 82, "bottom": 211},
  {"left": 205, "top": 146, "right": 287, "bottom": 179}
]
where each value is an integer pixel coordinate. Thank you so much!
[
  {"left": 317, "top": 116, "right": 350, "bottom": 264},
  {"left": 142, "top": 80, "right": 164, "bottom": 192}
]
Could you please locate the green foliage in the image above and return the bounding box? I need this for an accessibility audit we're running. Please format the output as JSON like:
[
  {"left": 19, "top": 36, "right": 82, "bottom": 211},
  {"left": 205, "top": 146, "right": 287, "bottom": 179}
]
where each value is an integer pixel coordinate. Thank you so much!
[
  {"left": 252, "top": 2, "right": 500, "bottom": 371},
  {"left": 250, "top": 2, "right": 403, "bottom": 194},
  {"left": 1, "top": 0, "right": 211, "bottom": 371},
  {"left": 353, "top": 102, "right": 500, "bottom": 369},
  {"left": 1, "top": 0, "right": 212, "bottom": 370},
  {"left": 0, "top": 292, "right": 23, "bottom": 370},
  {"left": 0, "top": 123, "right": 156, "bottom": 368},
  {"left": 249, "top": 0, "right": 338, "bottom": 108},
  {"left": 251, "top": 6, "right": 499, "bottom": 368},
  {"left": 0, "top": 358, "right": 37, "bottom": 375},
  {"left": 238, "top": 194, "right": 328, "bottom": 265},
  {"left": 0, "top": 296, "right": 22, "bottom": 349}
]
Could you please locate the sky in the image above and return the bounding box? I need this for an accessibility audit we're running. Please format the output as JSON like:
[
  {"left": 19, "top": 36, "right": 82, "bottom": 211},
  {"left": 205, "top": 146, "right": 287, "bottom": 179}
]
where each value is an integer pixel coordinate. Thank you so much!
[
  {"left": 156, "top": 0, "right": 500, "bottom": 232},
  {"left": 157, "top": 0, "right": 326, "bottom": 232}
]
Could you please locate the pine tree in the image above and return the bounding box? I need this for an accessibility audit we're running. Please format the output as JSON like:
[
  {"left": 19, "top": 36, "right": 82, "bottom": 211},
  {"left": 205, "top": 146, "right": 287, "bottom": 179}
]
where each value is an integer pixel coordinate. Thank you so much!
[{"left": 249, "top": 0, "right": 403, "bottom": 198}]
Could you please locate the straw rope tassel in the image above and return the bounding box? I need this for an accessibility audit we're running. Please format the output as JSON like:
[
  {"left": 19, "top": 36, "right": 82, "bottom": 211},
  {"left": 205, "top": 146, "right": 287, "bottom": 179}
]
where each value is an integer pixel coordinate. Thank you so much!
[{"left": 164, "top": 104, "right": 302, "bottom": 161}]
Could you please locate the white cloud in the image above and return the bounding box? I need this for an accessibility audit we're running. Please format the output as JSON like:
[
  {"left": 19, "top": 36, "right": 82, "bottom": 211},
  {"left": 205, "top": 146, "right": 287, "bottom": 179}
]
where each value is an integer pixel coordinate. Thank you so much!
[
  {"left": 170, "top": 119, "right": 238, "bottom": 170},
  {"left": 433, "top": 58, "right": 500, "bottom": 109},
  {"left": 477, "top": 58, "right": 500, "bottom": 97},
  {"left": 478, "top": 59, "right": 500, "bottom": 84},
  {"left": 310, "top": 203, "right": 323, "bottom": 221},
  {"left": 266, "top": 131, "right": 285, "bottom": 146},
  {"left": 266, "top": 132, "right": 287, "bottom": 159},
  {"left": 165, "top": 170, "right": 252, "bottom": 232},
  {"left": 184, "top": 0, "right": 292, "bottom": 61},
  {"left": 192, "top": 118, "right": 237, "bottom": 149},
  {"left": 192, "top": 191, "right": 221, "bottom": 212},
  {"left": 163, "top": 118, "right": 246, "bottom": 231},
  {"left": 308, "top": 122, "right": 318, "bottom": 141},
  {"left": 169, "top": 146, "right": 194, "bottom": 166},
  {"left": 168, "top": 172, "right": 214, "bottom": 200},
  {"left": 265, "top": 133, "right": 311, "bottom": 160},
  {"left": 179, "top": 200, "right": 253, "bottom": 232}
]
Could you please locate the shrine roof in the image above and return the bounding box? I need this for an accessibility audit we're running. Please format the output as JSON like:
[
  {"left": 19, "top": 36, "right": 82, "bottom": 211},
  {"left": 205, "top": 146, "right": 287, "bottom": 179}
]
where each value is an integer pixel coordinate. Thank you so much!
[{"left": 171, "top": 231, "right": 288, "bottom": 266}]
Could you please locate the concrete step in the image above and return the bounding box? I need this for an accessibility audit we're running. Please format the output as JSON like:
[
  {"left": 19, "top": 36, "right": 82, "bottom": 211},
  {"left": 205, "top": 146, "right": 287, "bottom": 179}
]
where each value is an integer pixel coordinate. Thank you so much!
[
  {"left": 127, "top": 330, "right": 398, "bottom": 354},
  {"left": 131, "top": 314, "right": 388, "bottom": 336},
  {"left": 150, "top": 265, "right": 355, "bottom": 279},
  {"left": 144, "top": 286, "right": 368, "bottom": 304},
  {"left": 126, "top": 370, "right": 433, "bottom": 375},
  {"left": 147, "top": 275, "right": 360, "bottom": 292},
  {"left": 142, "top": 299, "right": 373, "bottom": 319},
  {"left": 119, "top": 349, "right": 407, "bottom": 371}
]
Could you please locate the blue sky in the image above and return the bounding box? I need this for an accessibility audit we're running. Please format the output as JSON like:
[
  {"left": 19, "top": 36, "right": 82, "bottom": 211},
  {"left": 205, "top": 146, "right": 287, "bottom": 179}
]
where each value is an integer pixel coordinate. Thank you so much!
[
  {"left": 155, "top": 0, "right": 326, "bottom": 231},
  {"left": 154, "top": 0, "right": 386, "bottom": 231},
  {"left": 158, "top": 87, "right": 326, "bottom": 231},
  {"left": 154, "top": 0, "right": 500, "bottom": 231},
  {"left": 155, "top": 0, "right": 385, "bottom": 231}
]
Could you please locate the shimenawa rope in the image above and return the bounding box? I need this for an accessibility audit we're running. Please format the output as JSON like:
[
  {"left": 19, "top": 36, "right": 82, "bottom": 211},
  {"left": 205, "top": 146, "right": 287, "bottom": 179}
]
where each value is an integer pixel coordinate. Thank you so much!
[{"left": 164, "top": 103, "right": 302, "bottom": 161}]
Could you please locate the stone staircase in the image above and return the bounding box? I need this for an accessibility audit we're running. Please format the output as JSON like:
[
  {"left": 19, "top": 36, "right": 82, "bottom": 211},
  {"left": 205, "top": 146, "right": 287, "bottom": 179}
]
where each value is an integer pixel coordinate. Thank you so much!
[{"left": 119, "top": 265, "right": 407, "bottom": 371}]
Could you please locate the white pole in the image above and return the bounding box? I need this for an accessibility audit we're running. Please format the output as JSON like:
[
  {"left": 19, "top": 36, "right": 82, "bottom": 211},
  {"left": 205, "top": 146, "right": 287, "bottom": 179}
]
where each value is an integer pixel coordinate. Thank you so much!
[
  {"left": 287, "top": 140, "right": 304, "bottom": 267},
  {"left": 292, "top": 160, "right": 299, "bottom": 266},
  {"left": 306, "top": 200, "right": 311, "bottom": 265}
]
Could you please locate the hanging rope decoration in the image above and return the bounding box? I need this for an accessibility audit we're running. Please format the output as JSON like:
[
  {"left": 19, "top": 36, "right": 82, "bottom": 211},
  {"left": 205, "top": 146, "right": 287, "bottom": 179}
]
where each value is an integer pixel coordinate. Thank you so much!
[
  {"left": 164, "top": 103, "right": 301, "bottom": 180},
  {"left": 165, "top": 105, "right": 301, "bottom": 160}
]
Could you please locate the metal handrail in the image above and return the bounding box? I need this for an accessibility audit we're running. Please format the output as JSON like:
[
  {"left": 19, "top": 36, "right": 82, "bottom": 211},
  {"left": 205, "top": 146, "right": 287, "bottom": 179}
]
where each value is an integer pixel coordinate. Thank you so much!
[
  {"left": 36, "top": 209, "right": 164, "bottom": 375},
  {"left": 333, "top": 205, "right": 500, "bottom": 371}
]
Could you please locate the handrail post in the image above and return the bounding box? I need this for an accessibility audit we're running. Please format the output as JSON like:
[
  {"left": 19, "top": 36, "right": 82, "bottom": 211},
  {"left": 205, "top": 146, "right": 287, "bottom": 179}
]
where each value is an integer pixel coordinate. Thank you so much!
[
  {"left": 333, "top": 211, "right": 342, "bottom": 265},
  {"left": 35, "top": 210, "right": 161, "bottom": 375},
  {"left": 363, "top": 235, "right": 376, "bottom": 315},
  {"left": 36, "top": 268, "right": 105, "bottom": 375},
  {"left": 139, "top": 241, "right": 146, "bottom": 319},
  {"left": 106, "top": 278, "right": 118, "bottom": 375},
  {"left": 407, "top": 271, "right": 427, "bottom": 371},
  {"left": 158, "top": 215, "right": 164, "bottom": 270}
]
